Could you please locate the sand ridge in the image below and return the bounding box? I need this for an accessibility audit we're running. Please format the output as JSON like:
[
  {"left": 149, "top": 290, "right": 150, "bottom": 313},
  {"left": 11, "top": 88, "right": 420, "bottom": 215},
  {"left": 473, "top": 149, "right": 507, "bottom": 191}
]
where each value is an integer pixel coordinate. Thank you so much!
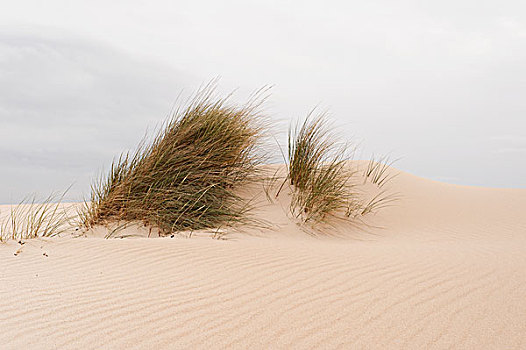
[{"left": 1, "top": 165, "right": 526, "bottom": 349}]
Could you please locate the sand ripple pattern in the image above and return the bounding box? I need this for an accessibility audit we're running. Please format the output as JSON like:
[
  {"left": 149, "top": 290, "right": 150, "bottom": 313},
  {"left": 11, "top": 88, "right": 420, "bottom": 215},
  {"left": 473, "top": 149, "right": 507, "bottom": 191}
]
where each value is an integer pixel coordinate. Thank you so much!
[
  {"left": 1, "top": 170, "right": 526, "bottom": 349},
  {"left": 1, "top": 235, "right": 526, "bottom": 350}
]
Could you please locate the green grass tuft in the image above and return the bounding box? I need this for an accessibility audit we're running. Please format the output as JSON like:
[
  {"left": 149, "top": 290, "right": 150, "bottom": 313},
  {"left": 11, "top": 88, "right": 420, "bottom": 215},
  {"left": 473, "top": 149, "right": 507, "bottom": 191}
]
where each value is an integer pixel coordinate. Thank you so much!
[{"left": 287, "top": 113, "right": 354, "bottom": 223}]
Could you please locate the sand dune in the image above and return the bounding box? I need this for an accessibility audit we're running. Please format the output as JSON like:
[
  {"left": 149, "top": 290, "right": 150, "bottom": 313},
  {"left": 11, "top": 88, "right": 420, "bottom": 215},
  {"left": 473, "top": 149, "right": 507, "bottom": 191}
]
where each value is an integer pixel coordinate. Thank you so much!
[{"left": 1, "top": 164, "right": 526, "bottom": 349}]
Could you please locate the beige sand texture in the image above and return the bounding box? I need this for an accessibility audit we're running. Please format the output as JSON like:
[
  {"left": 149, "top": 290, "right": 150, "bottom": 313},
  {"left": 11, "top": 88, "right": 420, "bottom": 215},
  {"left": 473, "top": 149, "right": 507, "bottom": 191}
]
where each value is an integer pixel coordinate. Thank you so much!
[{"left": 1, "top": 164, "right": 526, "bottom": 349}]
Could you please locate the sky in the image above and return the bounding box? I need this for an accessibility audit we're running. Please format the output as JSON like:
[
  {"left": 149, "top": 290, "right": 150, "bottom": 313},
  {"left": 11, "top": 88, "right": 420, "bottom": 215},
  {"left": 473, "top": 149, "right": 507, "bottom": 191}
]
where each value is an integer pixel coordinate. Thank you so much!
[{"left": 1, "top": 0, "right": 525, "bottom": 203}]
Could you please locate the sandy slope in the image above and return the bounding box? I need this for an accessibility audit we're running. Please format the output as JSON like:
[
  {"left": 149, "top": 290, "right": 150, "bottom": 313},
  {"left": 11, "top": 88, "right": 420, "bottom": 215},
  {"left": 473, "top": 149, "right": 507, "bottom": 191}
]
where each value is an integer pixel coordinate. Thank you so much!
[{"left": 1, "top": 164, "right": 526, "bottom": 349}]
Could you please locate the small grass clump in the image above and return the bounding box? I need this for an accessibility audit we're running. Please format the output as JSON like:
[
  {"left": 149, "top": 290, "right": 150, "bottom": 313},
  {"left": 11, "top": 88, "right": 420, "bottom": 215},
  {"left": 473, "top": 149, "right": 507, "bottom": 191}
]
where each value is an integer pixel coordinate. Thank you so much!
[
  {"left": 281, "top": 113, "right": 399, "bottom": 226},
  {"left": 364, "top": 155, "right": 398, "bottom": 186},
  {"left": 286, "top": 113, "right": 354, "bottom": 223},
  {"left": 360, "top": 155, "right": 400, "bottom": 216},
  {"left": 80, "top": 88, "right": 268, "bottom": 236},
  {"left": 0, "top": 193, "right": 71, "bottom": 242}
]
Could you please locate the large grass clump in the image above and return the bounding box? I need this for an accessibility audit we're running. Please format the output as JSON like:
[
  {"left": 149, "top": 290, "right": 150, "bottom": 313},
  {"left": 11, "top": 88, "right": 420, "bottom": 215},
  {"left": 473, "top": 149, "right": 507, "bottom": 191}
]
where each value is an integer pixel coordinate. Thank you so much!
[
  {"left": 80, "top": 89, "right": 267, "bottom": 235},
  {"left": 286, "top": 113, "right": 354, "bottom": 223}
]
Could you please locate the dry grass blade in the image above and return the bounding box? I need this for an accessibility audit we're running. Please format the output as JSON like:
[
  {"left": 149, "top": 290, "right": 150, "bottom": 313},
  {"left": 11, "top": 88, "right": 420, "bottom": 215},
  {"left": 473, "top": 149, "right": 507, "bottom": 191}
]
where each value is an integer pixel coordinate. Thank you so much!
[
  {"left": 80, "top": 85, "right": 269, "bottom": 236},
  {"left": 263, "top": 167, "right": 284, "bottom": 203},
  {"left": 361, "top": 190, "right": 401, "bottom": 216},
  {"left": 0, "top": 192, "right": 72, "bottom": 242},
  {"left": 364, "top": 155, "right": 398, "bottom": 187}
]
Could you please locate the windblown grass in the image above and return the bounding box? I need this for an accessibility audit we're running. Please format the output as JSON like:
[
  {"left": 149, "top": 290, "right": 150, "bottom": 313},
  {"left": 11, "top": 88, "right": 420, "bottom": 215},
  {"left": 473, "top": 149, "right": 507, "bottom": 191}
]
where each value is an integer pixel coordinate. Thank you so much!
[
  {"left": 286, "top": 113, "right": 354, "bottom": 223},
  {"left": 80, "top": 87, "right": 268, "bottom": 236},
  {"left": 0, "top": 193, "right": 71, "bottom": 242},
  {"left": 360, "top": 155, "right": 400, "bottom": 216},
  {"left": 360, "top": 189, "right": 400, "bottom": 216},
  {"left": 282, "top": 113, "right": 400, "bottom": 226},
  {"left": 364, "top": 155, "right": 398, "bottom": 186}
]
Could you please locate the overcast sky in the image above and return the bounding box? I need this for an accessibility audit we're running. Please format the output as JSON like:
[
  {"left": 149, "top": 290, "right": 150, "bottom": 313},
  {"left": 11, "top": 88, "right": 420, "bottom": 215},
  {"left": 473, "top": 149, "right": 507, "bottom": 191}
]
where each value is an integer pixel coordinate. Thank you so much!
[{"left": 1, "top": 0, "right": 526, "bottom": 203}]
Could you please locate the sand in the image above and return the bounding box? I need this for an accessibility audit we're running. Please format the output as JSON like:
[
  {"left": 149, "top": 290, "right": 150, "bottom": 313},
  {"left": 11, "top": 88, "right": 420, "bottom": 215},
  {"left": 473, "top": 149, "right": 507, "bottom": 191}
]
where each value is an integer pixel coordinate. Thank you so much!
[{"left": 1, "top": 164, "right": 526, "bottom": 349}]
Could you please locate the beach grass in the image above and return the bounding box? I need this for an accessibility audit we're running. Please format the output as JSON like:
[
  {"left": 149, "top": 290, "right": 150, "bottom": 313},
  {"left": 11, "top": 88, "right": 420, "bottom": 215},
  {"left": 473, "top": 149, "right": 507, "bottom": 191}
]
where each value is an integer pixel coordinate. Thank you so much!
[
  {"left": 1, "top": 85, "right": 398, "bottom": 239},
  {"left": 287, "top": 113, "right": 355, "bottom": 223},
  {"left": 283, "top": 114, "right": 400, "bottom": 225},
  {"left": 79, "top": 86, "right": 268, "bottom": 235},
  {"left": 364, "top": 155, "right": 398, "bottom": 186},
  {"left": 0, "top": 192, "right": 71, "bottom": 242}
]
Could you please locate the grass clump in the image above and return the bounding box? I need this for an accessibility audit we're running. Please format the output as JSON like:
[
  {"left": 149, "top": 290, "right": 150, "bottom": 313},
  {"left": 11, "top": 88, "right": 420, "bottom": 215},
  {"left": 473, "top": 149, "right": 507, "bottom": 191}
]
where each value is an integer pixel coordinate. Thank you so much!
[
  {"left": 364, "top": 155, "right": 398, "bottom": 186},
  {"left": 0, "top": 193, "right": 71, "bottom": 242},
  {"left": 286, "top": 113, "right": 354, "bottom": 223},
  {"left": 281, "top": 113, "right": 399, "bottom": 226},
  {"left": 80, "top": 87, "right": 268, "bottom": 236},
  {"left": 360, "top": 155, "right": 400, "bottom": 216}
]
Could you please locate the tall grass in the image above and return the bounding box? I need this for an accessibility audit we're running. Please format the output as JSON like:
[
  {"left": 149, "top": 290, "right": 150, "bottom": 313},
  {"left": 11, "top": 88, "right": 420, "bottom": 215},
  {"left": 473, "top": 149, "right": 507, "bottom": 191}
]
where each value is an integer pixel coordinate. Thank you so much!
[
  {"left": 0, "top": 193, "right": 71, "bottom": 242},
  {"left": 287, "top": 113, "right": 354, "bottom": 223},
  {"left": 80, "top": 87, "right": 268, "bottom": 235}
]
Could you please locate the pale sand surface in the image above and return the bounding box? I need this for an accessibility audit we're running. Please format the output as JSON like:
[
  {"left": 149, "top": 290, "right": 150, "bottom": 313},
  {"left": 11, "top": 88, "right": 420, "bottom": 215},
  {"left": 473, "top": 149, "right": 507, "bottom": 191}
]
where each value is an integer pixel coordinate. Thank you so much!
[{"left": 1, "top": 164, "right": 526, "bottom": 349}]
